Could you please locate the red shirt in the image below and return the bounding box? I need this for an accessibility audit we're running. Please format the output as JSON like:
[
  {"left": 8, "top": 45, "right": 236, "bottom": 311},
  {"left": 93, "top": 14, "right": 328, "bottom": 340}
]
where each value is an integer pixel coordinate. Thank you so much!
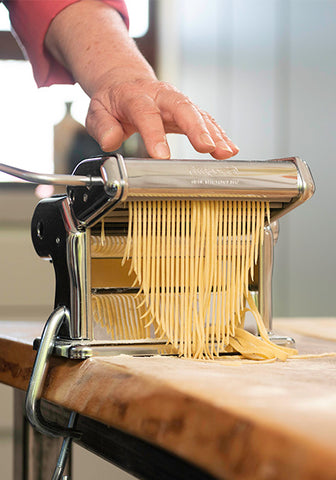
[{"left": 4, "top": 0, "right": 129, "bottom": 87}]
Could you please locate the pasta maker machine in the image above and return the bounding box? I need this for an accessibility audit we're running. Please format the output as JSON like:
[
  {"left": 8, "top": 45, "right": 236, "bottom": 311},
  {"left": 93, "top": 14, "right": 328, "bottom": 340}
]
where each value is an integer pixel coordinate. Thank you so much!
[{"left": 0, "top": 155, "right": 315, "bottom": 360}]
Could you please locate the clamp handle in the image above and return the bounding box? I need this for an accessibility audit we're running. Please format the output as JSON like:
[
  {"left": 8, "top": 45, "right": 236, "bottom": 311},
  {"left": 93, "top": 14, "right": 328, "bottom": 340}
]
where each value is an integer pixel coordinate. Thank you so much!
[{"left": 25, "top": 306, "right": 81, "bottom": 439}]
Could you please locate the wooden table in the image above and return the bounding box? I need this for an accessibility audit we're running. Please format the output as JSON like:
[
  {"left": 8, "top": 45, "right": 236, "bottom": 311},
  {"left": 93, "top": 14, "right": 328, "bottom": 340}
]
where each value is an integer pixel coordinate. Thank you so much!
[{"left": 1, "top": 319, "right": 336, "bottom": 480}]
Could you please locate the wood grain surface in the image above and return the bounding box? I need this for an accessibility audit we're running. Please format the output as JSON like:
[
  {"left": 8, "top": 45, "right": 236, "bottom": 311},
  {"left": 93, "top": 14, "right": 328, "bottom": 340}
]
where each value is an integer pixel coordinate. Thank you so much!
[{"left": 1, "top": 319, "right": 336, "bottom": 480}]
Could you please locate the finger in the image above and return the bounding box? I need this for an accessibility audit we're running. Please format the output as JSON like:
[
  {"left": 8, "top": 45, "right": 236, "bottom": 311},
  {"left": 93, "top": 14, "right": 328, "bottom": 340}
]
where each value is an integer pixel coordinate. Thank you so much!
[
  {"left": 156, "top": 91, "right": 217, "bottom": 154},
  {"left": 86, "top": 98, "right": 125, "bottom": 151},
  {"left": 122, "top": 95, "right": 171, "bottom": 159},
  {"left": 202, "top": 115, "right": 239, "bottom": 159},
  {"left": 214, "top": 122, "right": 240, "bottom": 156}
]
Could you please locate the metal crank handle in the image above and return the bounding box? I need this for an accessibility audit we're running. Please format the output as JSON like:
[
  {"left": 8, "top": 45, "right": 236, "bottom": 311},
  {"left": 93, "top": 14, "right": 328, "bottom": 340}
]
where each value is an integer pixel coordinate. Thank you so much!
[
  {"left": 0, "top": 162, "right": 103, "bottom": 187},
  {"left": 25, "top": 306, "right": 81, "bottom": 439}
]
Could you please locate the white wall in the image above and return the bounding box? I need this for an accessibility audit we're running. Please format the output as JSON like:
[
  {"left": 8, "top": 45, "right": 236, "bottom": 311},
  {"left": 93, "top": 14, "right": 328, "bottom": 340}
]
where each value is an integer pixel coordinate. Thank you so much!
[{"left": 158, "top": 0, "right": 336, "bottom": 317}]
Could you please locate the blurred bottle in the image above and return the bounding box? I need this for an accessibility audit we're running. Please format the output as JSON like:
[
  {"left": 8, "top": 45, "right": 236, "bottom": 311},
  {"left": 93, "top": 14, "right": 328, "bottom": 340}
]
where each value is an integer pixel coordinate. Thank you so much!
[{"left": 54, "top": 102, "right": 103, "bottom": 176}]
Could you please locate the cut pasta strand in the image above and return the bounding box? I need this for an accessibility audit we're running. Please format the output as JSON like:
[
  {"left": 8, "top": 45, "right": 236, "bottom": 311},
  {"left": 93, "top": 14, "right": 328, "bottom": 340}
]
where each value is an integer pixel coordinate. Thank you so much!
[{"left": 91, "top": 200, "right": 297, "bottom": 361}]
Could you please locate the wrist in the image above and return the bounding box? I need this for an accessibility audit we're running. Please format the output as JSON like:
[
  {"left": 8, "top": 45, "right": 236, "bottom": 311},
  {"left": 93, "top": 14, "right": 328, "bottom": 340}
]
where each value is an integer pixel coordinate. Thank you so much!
[
  {"left": 45, "top": 0, "right": 158, "bottom": 97},
  {"left": 90, "top": 65, "right": 157, "bottom": 97}
]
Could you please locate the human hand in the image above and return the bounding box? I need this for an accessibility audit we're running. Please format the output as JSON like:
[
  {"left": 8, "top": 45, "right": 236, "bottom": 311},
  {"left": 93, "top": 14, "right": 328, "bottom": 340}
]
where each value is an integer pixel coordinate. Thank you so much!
[
  {"left": 45, "top": 0, "right": 238, "bottom": 159},
  {"left": 85, "top": 77, "right": 239, "bottom": 160}
]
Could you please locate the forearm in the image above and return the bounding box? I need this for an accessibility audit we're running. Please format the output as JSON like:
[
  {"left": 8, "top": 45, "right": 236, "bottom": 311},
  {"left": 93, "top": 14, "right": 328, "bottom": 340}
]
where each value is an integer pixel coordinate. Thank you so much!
[{"left": 45, "top": 0, "right": 156, "bottom": 97}]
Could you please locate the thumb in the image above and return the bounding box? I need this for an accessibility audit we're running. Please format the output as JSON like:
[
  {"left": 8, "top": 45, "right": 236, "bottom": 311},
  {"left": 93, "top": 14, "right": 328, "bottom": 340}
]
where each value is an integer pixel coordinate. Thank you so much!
[{"left": 86, "top": 99, "right": 125, "bottom": 152}]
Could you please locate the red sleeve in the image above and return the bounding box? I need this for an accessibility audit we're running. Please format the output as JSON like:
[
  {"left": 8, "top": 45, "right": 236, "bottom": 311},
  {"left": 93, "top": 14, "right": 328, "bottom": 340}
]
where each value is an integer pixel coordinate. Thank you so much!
[{"left": 4, "top": 0, "right": 129, "bottom": 87}]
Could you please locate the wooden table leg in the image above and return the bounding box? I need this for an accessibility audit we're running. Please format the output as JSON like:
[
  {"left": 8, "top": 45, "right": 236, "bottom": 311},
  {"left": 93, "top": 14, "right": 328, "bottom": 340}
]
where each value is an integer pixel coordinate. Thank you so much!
[{"left": 13, "top": 389, "right": 72, "bottom": 480}]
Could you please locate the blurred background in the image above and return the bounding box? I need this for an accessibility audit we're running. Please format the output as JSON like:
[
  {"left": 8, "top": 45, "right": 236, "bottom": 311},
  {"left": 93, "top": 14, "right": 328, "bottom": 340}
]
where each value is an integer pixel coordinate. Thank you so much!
[{"left": 0, "top": 0, "right": 335, "bottom": 478}]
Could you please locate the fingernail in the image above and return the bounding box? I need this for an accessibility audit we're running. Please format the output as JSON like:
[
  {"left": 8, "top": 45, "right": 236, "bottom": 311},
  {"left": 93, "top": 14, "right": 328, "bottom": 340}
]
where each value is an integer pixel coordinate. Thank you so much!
[
  {"left": 225, "top": 135, "right": 239, "bottom": 153},
  {"left": 100, "top": 128, "right": 114, "bottom": 150},
  {"left": 227, "top": 140, "right": 240, "bottom": 153},
  {"left": 101, "top": 126, "right": 115, "bottom": 139},
  {"left": 217, "top": 141, "right": 233, "bottom": 154},
  {"left": 154, "top": 142, "right": 170, "bottom": 159},
  {"left": 200, "top": 133, "right": 216, "bottom": 148}
]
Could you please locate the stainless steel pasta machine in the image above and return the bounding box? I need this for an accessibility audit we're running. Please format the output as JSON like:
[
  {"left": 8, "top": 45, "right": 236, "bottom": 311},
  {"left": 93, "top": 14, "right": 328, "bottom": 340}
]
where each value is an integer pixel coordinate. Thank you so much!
[{"left": 0, "top": 155, "right": 315, "bottom": 359}]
